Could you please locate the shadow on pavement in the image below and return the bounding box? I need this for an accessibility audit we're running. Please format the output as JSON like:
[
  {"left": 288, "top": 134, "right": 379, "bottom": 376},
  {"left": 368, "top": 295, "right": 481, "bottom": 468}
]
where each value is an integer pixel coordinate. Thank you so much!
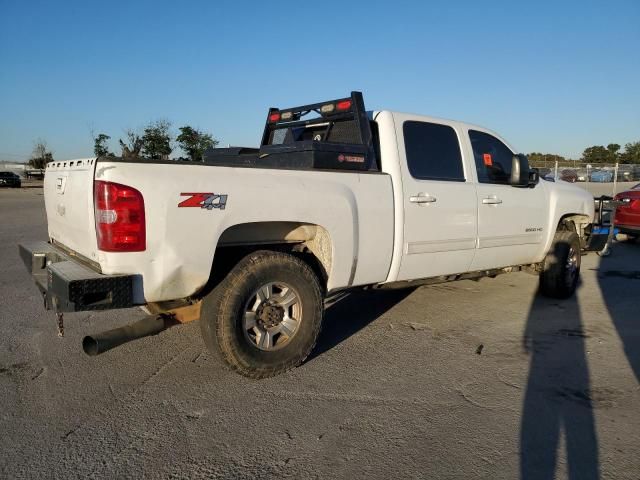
[
  {"left": 307, "top": 288, "right": 415, "bottom": 361},
  {"left": 596, "top": 238, "right": 640, "bottom": 382},
  {"left": 520, "top": 280, "right": 599, "bottom": 479}
]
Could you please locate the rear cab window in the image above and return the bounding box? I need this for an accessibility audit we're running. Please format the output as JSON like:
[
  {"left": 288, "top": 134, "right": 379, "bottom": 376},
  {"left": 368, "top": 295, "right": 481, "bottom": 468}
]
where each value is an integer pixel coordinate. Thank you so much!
[
  {"left": 403, "top": 121, "right": 465, "bottom": 181},
  {"left": 469, "top": 130, "right": 514, "bottom": 184}
]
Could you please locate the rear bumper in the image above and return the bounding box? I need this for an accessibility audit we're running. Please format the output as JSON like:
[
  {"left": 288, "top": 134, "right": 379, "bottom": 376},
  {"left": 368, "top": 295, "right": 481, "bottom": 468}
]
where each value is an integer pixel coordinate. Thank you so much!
[{"left": 18, "top": 241, "right": 140, "bottom": 312}]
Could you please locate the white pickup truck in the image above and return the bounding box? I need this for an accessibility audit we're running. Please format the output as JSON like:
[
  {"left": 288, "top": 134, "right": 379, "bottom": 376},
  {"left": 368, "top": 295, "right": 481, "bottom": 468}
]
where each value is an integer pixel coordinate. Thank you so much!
[{"left": 19, "top": 92, "right": 608, "bottom": 378}]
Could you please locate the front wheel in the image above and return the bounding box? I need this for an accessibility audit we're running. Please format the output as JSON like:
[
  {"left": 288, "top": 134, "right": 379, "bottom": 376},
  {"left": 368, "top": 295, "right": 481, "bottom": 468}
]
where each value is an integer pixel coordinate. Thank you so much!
[
  {"left": 539, "top": 230, "right": 581, "bottom": 299},
  {"left": 200, "top": 250, "right": 323, "bottom": 379}
]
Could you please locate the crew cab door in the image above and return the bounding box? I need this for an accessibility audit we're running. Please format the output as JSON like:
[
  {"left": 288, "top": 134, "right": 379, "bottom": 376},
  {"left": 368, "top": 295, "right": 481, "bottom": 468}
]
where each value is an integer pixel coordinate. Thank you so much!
[
  {"left": 395, "top": 117, "right": 478, "bottom": 281},
  {"left": 465, "top": 129, "right": 548, "bottom": 270}
]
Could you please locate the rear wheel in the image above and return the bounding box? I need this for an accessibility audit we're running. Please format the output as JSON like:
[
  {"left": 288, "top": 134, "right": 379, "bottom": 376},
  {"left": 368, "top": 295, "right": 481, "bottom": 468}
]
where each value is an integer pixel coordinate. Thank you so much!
[
  {"left": 539, "top": 230, "right": 581, "bottom": 299},
  {"left": 200, "top": 250, "right": 323, "bottom": 379}
]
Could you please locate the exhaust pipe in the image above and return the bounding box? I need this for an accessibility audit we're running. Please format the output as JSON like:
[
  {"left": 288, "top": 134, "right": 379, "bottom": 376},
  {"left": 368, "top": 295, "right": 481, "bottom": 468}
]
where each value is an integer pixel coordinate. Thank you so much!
[{"left": 82, "top": 314, "right": 173, "bottom": 356}]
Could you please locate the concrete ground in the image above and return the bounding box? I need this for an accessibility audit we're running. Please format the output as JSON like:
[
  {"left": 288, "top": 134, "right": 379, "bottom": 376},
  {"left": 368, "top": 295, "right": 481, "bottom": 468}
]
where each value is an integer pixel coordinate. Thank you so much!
[{"left": 1, "top": 188, "right": 638, "bottom": 480}]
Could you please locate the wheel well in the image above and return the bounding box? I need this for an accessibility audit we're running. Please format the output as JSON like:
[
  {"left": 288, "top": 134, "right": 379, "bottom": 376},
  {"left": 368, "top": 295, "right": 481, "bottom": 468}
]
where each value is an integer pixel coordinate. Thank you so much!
[
  {"left": 196, "top": 222, "right": 332, "bottom": 298},
  {"left": 558, "top": 214, "right": 591, "bottom": 247},
  {"left": 558, "top": 214, "right": 590, "bottom": 232}
]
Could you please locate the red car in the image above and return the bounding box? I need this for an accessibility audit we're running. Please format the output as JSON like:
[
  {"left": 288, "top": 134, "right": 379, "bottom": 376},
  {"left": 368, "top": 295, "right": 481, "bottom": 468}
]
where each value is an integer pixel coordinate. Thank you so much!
[{"left": 614, "top": 183, "right": 640, "bottom": 239}]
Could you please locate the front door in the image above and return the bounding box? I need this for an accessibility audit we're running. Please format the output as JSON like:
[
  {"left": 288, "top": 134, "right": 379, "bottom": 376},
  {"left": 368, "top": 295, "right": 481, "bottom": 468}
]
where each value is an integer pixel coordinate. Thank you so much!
[{"left": 466, "top": 129, "right": 548, "bottom": 270}]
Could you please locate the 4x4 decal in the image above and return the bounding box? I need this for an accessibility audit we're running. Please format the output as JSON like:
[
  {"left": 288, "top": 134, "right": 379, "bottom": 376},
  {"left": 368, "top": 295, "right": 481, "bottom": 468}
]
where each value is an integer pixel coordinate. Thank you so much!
[{"left": 178, "top": 193, "right": 228, "bottom": 210}]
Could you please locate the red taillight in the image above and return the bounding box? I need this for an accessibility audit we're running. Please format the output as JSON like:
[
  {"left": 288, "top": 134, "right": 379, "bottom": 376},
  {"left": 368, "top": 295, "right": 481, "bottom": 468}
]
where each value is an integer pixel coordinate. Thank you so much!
[
  {"left": 616, "top": 194, "right": 637, "bottom": 207},
  {"left": 336, "top": 100, "right": 352, "bottom": 111},
  {"left": 94, "top": 180, "right": 146, "bottom": 252},
  {"left": 269, "top": 112, "right": 281, "bottom": 122}
]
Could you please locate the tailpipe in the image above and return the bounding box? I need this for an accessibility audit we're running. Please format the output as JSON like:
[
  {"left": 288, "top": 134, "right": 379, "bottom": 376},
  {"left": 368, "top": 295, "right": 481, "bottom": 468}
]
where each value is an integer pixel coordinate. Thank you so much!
[{"left": 82, "top": 314, "right": 173, "bottom": 356}]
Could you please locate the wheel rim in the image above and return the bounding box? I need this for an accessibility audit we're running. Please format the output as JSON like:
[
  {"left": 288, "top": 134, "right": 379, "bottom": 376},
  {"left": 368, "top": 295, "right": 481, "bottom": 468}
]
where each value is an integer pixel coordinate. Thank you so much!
[
  {"left": 242, "top": 282, "right": 302, "bottom": 351},
  {"left": 566, "top": 246, "right": 579, "bottom": 285}
]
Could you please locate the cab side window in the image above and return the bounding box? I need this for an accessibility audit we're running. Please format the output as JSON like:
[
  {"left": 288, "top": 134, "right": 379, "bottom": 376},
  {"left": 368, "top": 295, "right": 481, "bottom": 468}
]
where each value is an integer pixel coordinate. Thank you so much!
[
  {"left": 403, "top": 121, "right": 465, "bottom": 182},
  {"left": 469, "top": 130, "right": 514, "bottom": 184}
]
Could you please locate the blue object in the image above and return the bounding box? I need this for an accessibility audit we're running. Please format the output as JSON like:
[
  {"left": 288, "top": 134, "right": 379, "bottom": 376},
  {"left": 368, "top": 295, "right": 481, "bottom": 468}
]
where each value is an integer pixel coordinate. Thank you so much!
[{"left": 590, "top": 171, "right": 614, "bottom": 182}]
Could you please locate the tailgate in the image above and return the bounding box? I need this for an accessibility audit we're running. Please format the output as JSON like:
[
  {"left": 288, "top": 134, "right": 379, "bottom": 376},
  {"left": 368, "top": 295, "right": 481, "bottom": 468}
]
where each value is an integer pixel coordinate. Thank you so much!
[{"left": 44, "top": 158, "right": 99, "bottom": 262}]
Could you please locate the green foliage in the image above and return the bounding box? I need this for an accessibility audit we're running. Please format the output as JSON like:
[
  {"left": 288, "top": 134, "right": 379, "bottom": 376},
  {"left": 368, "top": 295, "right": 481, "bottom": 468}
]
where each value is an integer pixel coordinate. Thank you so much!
[
  {"left": 93, "top": 133, "right": 113, "bottom": 157},
  {"left": 176, "top": 126, "right": 219, "bottom": 161},
  {"left": 620, "top": 141, "right": 640, "bottom": 164},
  {"left": 581, "top": 145, "right": 615, "bottom": 164},
  {"left": 606, "top": 143, "right": 621, "bottom": 155},
  {"left": 526, "top": 152, "right": 567, "bottom": 165},
  {"left": 141, "top": 119, "right": 172, "bottom": 160},
  {"left": 579, "top": 142, "right": 640, "bottom": 164},
  {"left": 28, "top": 140, "right": 53, "bottom": 169},
  {"left": 119, "top": 129, "right": 144, "bottom": 158}
]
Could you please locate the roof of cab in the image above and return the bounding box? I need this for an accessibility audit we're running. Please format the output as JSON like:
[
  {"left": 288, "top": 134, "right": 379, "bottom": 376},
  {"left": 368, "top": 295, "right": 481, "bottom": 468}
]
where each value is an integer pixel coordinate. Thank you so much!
[{"left": 372, "top": 110, "right": 519, "bottom": 153}]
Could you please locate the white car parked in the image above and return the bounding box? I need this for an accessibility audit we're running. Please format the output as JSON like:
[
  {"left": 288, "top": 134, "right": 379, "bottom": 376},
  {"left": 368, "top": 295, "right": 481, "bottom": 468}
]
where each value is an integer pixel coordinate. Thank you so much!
[{"left": 20, "top": 92, "right": 608, "bottom": 378}]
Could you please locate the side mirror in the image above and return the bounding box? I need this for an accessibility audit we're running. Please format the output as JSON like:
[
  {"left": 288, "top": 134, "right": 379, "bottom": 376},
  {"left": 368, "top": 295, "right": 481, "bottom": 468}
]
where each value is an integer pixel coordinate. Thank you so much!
[{"left": 510, "top": 154, "right": 533, "bottom": 187}]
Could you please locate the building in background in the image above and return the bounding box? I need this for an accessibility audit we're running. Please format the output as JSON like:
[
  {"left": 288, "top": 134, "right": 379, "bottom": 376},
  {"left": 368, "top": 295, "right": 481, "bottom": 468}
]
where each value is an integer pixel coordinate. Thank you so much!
[{"left": 0, "top": 162, "right": 27, "bottom": 174}]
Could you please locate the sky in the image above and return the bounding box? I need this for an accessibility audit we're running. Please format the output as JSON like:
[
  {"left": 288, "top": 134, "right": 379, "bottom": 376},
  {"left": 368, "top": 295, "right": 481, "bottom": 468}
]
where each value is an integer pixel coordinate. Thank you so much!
[{"left": 1, "top": 0, "right": 639, "bottom": 161}]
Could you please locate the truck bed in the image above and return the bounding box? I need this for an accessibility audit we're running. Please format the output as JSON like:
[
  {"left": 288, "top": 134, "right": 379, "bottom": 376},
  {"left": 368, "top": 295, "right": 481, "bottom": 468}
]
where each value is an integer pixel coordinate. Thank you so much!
[{"left": 43, "top": 157, "right": 395, "bottom": 303}]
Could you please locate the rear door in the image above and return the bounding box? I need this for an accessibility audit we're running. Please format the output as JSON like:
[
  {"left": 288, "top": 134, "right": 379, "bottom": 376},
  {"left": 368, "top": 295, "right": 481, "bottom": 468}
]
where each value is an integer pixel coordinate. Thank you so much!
[
  {"left": 44, "top": 158, "right": 99, "bottom": 261},
  {"left": 466, "top": 129, "right": 547, "bottom": 270},
  {"left": 396, "top": 116, "right": 478, "bottom": 281}
]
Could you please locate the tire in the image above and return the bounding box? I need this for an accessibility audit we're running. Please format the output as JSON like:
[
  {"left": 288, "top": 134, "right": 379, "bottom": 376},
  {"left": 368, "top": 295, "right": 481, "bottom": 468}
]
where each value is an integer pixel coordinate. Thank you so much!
[
  {"left": 200, "top": 250, "right": 323, "bottom": 379},
  {"left": 539, "top": 230, "right": 581, "bottom": 299}
]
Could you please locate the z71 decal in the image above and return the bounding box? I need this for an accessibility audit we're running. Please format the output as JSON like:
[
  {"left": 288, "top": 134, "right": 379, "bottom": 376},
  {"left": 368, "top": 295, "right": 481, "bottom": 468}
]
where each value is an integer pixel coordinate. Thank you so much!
[{"left": 178, "top": 193, "right": 228, "bottom": 210}]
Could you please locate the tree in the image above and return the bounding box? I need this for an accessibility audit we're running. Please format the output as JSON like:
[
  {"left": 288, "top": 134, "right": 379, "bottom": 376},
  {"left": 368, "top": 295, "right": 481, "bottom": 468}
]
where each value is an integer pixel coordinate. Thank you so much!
[
  {"left": 119, "top": 129, "right": 143, "bottom": 158},
  {"left": 93, "top": 133, "right": 113, "bottom": 157},
  {"left": 606, "top": 143, "right": 621, "bottom": 159},
  {"left": 141, "top": 119, "right": 172, "bottom": 160},
  {"left": 28, "top": 139, "right": 53, "bottom": 169},
  {"left": 176, "top": 126, "right": 219, "bottom": 161},
  {"left": 620, "top": 141, "right": 640, "bottom": 164},
  {"left": 526, "top": 152, "right": 566, "bottom": 165},
  {"left": 581, "top": 145, "right": 611, "bottom": 164}
]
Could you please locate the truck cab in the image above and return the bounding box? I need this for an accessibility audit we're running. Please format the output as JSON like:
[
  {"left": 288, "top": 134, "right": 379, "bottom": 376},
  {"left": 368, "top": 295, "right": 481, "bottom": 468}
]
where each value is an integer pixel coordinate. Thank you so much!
[{"left": 375, "top": 110, "right": 554, "bottom": 281}]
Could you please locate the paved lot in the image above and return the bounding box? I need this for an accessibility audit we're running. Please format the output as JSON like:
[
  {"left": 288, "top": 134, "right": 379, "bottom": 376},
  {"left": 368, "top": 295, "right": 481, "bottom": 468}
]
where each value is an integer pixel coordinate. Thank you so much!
[
  {"left": 574, "top": 181, "right": 637, "bottom": 198},
  {"left": 1, "top": 188, "right": 639, "bottom": 479}
]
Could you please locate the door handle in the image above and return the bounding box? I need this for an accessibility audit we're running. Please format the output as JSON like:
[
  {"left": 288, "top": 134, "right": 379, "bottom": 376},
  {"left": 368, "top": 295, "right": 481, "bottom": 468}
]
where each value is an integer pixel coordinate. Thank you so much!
[
  {"left": 410, "top": 195, "right": 437, "bottom": 204},
  {"left": 482, "top": 196, "right": 503, "bottom": 205}
]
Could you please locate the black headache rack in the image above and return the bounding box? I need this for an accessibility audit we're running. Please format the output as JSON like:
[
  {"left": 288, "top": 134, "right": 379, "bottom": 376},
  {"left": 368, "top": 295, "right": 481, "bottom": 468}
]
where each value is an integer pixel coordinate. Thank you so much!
[{"left": 203, "top": 91, "right": 377, "bottom": 172}]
